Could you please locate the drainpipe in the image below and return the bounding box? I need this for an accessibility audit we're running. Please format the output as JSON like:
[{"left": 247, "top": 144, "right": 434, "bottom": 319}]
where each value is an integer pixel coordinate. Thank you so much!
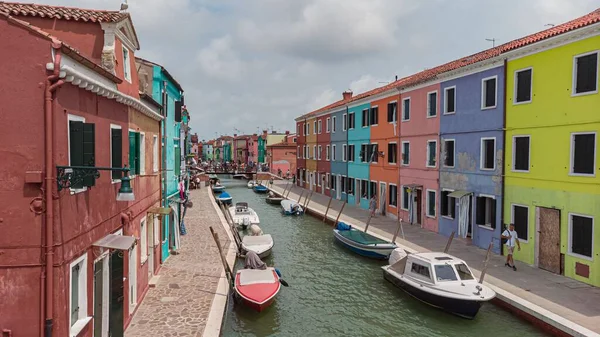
[
  {"left": 44, "top": 40, "right": 64, "bottom": 337},
  {"left": 345, "top": 105, "right": 349, "bottom": 203},
  {"left": 162, "top": 81, "right": 167, "bottom": 210},
  {"left": 500, "top": 59, "right": 508, "bottom": 255}
]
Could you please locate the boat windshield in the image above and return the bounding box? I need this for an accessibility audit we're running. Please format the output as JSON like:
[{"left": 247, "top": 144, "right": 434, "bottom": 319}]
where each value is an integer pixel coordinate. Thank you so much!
[
  {"left": 455, "top": 263, "right": 474, "bottom": 280},
  {"left": 434, "top": 264, "right": 458, "bottom": 282}
]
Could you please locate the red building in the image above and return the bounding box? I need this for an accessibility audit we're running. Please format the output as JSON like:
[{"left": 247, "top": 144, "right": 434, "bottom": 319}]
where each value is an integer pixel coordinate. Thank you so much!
[
  {"left": 316, "top": 115, "right": 331, "bottom": 195},
  {"left": 0, "top": 3, "right": 164, "bottom": 337},
  {"left": 267, "top": 132, "right": 297, "bottom": 178},
  {"left": 295, "top": 122, "right": 306, "bottom": 186}
]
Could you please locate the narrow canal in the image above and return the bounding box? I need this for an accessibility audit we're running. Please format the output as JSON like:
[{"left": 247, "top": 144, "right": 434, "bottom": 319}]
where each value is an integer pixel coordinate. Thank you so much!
[{"left": 219, "top": 178, "right": 545, "bottom": 337}]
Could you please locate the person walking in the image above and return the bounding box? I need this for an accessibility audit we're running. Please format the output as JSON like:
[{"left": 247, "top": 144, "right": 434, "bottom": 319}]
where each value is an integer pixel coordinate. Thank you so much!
[{"left": 501, "top": 223, "right": 521, "bottom": 271}]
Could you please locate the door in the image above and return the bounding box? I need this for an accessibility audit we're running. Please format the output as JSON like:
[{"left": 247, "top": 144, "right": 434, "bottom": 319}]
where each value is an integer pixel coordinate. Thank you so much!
[
  {"left": 148, "top": 217, "right": 154, "bottom": 280},
  {"left": 336, "top": 175, "right": 342, "bottom": 199},
  {"left": 538, "top": 207, "right": 561, "bottom": 274},
  {"left": 415, "top": 189, "right": 422, "bottom": 225},
  {"left": 109, "top": 251, "right": 124, "bottom": 337},
  {"left": 93, "top": 259, "right": 104, "bottom": 337},
  {"left": 379, "top": 183, "right": 386, "bottom": 215},
  {"left": 468, "top": 196, "right": 473, "bottom": 237},
  {"left": 356, "top": 180, "right": 361, "bottom": 205},
  {"left": 309, "top": 172, "right": 313, "bottom": 191}
]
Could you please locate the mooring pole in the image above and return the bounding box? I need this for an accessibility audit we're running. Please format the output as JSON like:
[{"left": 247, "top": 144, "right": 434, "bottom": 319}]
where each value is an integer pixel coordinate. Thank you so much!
[
  {"left": 479, "top": 242, "right": 494, "bottom": 284},
  {"left": 297, "top": 190, "right": 305, "bottom": 204},
  {"left": 334, "top": 202, "right": 346, "bottom": 227},
  {"left": 444, "top": 231, "right": 455, "bottom": 253},
  {"left": 322, "top": 196, "right": 333, "bottom": 222},
  {"left": 392, "top": 218, "right": 404, "bottom": 243},
  {"left": 303, "top": 191, "right": 313, "bottom": 209},
  {"left": 364, "top": 212, "right": 373, "bottom": 233},
  {"left": 282, "top": 181, "right": 290, "bottom": 197},
  {"left": 210, "top": 226, "right": 233, "bottom": 288},
  {"left": 286, "top": 183, "right": 294, "bottom": 198}
]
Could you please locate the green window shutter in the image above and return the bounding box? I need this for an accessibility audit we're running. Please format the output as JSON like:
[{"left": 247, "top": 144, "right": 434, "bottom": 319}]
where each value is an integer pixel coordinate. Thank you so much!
[
  {"left": 111, "top": 128, "right": 122, "bottom": 180},
  {"left": 82, "top": 123, "right": 96, "bottom": 187},
  {"left": 69, "top": 121, "right": 84, "bottom": 188},
  {"left": 135, "top": 132, "right": 141, "bottom": 175},
  {"left": 174, "top": 147, "right": 180, "bottom": 176},
  {"left": 129, "top": 131, "right": 137, "bottom": 175}
]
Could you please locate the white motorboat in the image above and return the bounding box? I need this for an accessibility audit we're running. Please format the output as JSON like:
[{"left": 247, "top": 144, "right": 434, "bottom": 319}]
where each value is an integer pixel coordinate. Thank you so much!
[
  {"left": 280, "top": 199, "right": 303, "bottom": 215},
  {"left": 241, "top": 234, "right": 274, "bottom": 258},
  {"left": 382, "top": 251, "right": 496, "bottom": 319},
  {"left": 229, "top": 202, "right": 260, "bottom": 229},
  {"left": 247, "top": 180, "right": 257, "bottom": 188}
]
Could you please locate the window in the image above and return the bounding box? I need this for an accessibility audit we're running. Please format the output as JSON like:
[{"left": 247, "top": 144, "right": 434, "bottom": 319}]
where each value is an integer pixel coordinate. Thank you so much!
[
  {"left": 369, "top": 181, "right": 377, "bottom": 198},
  {"left": 513, "top": 136, "right": 530, "bottom": 172},
  {"left": 293, "top": 137, "right": 297, "bottom": 143},
  {"left": 361, "top": 144, "right": 368, "bottom": 163},
  {"left": 317, "top": 172, "right": 321, "bottom": 187},
  {"left": 122, "top": 47, "right": 131, "bottom": 82},
  {"left": 348, "top": 113, "right": 355, "bottom": 129},
  {"left": 313, "top": 145, "right": 317, "bottom": 160},
  {"left": 318, "top": 120, "right": 322, "bottom": 134},
  {"left": 570, "top": 133, "right": 596, "bottom": 175},
  {"left": 342, "top": 144, "right": 347, "bottom": 162},
  {"left": 129, "top": 246, "right": 137, "bottom": 313},
  {"left": 139, "top": 132, "right": 145, "bottom": 174},
  {"left": 140, "top": 217, "right": 148, "bottom": 263},
  {"left": 326, "top": 145, "right": 330, "bottom": 161},
  {"left": 515, "top": 68, "right": 532, "bottom": 103},
  {"left": 331, "top": 174, "right": 337, "bottom": 191},
  {"left": 573, "top": 51, "right": 598, "bottom": 95},
  {"left": 313, "top": 121, "right": 317, "bottom": 134},
  {"left": 388, "top": 143, "right": 397, "bottom": 164},
  {"left": 332, "top": 144, "right": 336, "bottom": 161},
  {"left": 427, "top": 91, "right": 437, "bottom": 117},
  {"left": 362, "top": 109, "right": 369, "bottom": 127},
  {"left": 326, "top": 118, "right": 331, "bottom": 133},
  {"left": 434, "top": 265, "right": 458, "bottom": 281},
  {"left": 318, "top": 145, "right": 322, "bottom": 160},
  {"left": 410, "top": 263, "right": 431, "bottom": 279},
  {"left": 402, "top": 98, "right": 410, "bottom": 121},
  {"left": 69, "top": 115, "right": 96, "bottom": 189},
  {"left": 341, "top": 176, "right": 346, "bottom": 193},
  {"left": 332, "top": 116, "right": 337, "bottom": 132},
  {"left": 444, "top": 86, "right": 456, "bottom": 114},
  {"left": 401, "top": 186, "right": 409, "bottom": 210},
  {"left": 443, "top": 139, "right": 455, "bottom": 168},
  {"left": 359, "top": 180, "right": 368, "bottom": 199},
  {"left": 153, "top": 135, "right": 158, "bottom": 172},
  {"left": 343, "top": 113, "right": 348, "bottom": 131},
  {"left": 426, "top": 190, "right": 436, "bottom": 218},
  {"left": 348, "top": 144, "right": 355, "bottom": 162},
  {"left": 387, "top": 102, "right": 397, "bottom": 122},
  {"left": 441, "top": 190, "right": 456, "bottom": 219},
  {"left": 427, "top": 140, "right": 437, "bottom": 167},
  {"left": 476, "top": 196, "right": 496, "bottom": 228},
  {"left": 455, "top": 264, "right": 474, "bottom": 280},
  {"left": 369, "top": 144, "right": 378, "bottom": 163},
  {"left": 304, "top": 123, "right": 307, "bottom": 135},
  {"left": 69, "top": 254, "right": 88, "bottom": 333},
  {"left": 402, "top": 141, "right": 410, "bottom": 165},
  {"left": 480, "top": 138, "right": 496, "bottom": 170},
  {"left": 482, "top": 76, "right": 497, "bottom": 109},
  {"left": 316, "top": 120, "right": 320, "bottom": 134},
  {"left": 297, "top": 146, "right": 300, "bottom": 159},
  {"left": 370, "top": 106, "right": 379, "bottom": 125},
  {"left": 110, "top": 124, "right": 123, "bottom": 180},
  {"left": 174, "top": 145, "right": 180, "bottom": 176},
  {"left": 389, "top": 184, "right": 398, "bottom": 207},
  {"left": 569, "top": 214, "right": 593, "bottom": 259},
  {"left": 129, "top": 130, "right": 141, "bottom": 175},
  {"left": 325, "top": 173, "right": 330, "bottom": 189},
  {"left": 511, "top": 204, "right": 529, "bottom": 242},
  {"left": 347, "top": 177, "right": 355, "bottom": 195}
]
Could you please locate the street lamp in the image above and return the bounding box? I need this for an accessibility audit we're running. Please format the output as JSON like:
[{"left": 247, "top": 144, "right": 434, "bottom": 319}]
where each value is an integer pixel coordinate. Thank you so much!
[{"left": 56, "top": 165, "right": 135, "bottom": 201}]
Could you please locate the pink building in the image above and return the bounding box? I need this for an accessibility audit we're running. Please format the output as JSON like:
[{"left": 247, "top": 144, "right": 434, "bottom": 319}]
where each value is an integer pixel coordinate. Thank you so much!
[
  {"left": 398, "top": 83, "right": 441, "bottom": 232},
  {"left": 249, "top": 134, "right": 259, "bottom": 164}
]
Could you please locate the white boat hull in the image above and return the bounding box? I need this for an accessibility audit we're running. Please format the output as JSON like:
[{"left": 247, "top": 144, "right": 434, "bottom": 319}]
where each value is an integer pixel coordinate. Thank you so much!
[
  {"left": 241, "top": 234, "right": 274, "bottom": 258},
  {"left": 229, "top": 206, "right": 260, "bottom": 228}
]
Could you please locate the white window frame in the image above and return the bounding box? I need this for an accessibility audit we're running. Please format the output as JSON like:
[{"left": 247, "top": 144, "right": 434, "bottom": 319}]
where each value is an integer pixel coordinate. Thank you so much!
[
  {"left": 139, "top": 132, "right": 146, "bottom": 175},
  {"left": 326, "top": 173, "right": 330, "bottom": 189},
  {"left": 129, "top": 245, "right": 137, "bottom": 314},
  {"left": 476, "top": 194, "right": 497, "bottom": 230},
  {"left": 511, "top": 203, "right": 529, "bottom": 243},
  {"left": 370, "top": 106, "right": 379, "bottom": 126},
  {"left": 388, "top": 100, "right": 398, "bottom": 123},
  {"left": 389, "top": 183, "right": 398, "bottom": 208},
  {"left": 332, "top": 116, "right": 337, "bottom": 133},
  {"left": 69, "top": 253, "right": 91, "bottom": 336},
  {"left": 68, "top": 114, "right": 88, "bottom": 194},
  {"left": 152, "top": 135, "right": 159, "bottom": 172},
  {"left": 361, "top": 143, "right": 368, "bottom": 163},
  {"left": 314, "top": 121, "right": 317, "bottom": 135},
  {"left": 122, "top": 46, "right": 131, "bottom": 83},
  {"left": 572, "top": 50, "right": 599, "bottom": 97},
  {"left": 110, "top": 124, "right": 123, "bottom": 183},
  {"left": 426, "top": 91, "right": 438, "bottom": 118},
  {"left": 513, "top": 67, "right": 533, "bottom": 105},
  {"left": 569, "top": 132, "right": 597, "bottom": 177},
  {"left": 481, "top": 75, "right": 498, "bottom": 110},
  {"left": 401, "top": 141, "right": 410, "bottom": 166},
  {"left": 400, "top": 185, "right": 409, "bottom": 211},
  {"left": 154, "top": 215, "right": 160, "bottom": 246},
  {"left": 325, "top": 145, "right": 330, "bottom": 161},
  {"left": 511, "top": 135, "right": 531, "bottom": 173},
  {"left": 342, "top": 113, "right": 348, "bottom": 131},
  {"left": 443, "top": 86, "right": 456, "bottom": 114},
  {"left": 370, "top": 142, "right": 378, "bottom": 165},
  {"left": 297, "top": 146, "right": 301, "bottom": 159},
  {"left": 313, "top": 145, "right": 317, "bottom": 160},
  {"left": 480, "top": 137, "right": 496, "bottom": 171},
  {"left": 401, "top": 97, "right": 411, "bottom": 121},
  {"left": 568, "top": 213, "right": 594, "bottom": 261},
  {"left": 140, "top": 217, "right": 148, "bottom": 263},
  {"left": 318, "top": 145, "right": 322, "bottom": 160},
  {"left": 318, "top": 120, "right": 322, "bottom": 134},
  {"left": 342, "top": 144, "right": 347, "bottom": 162},
  {"left": 332, "top": 144, "right": 336, "bottom": 161},
  {"left": 440, "top": 188, "right": 455, "bottom": 220},
  {"left": 326, "top": 117, "right": 331, "bottom": 133},
  {"left": 426, "top": 189, "right": 436, "bottom": 218},
  {"left": 362, "top": 109, "right": 369, "bottom": 128},
  {"left": 426, "top": 140, "right": 437, "bottom": 168},
  {"left": 317, "top": 172, "right": 321, "bottom": 187},
  {"left": 443, "top": 139, "right": 455, "bottom": 168}
]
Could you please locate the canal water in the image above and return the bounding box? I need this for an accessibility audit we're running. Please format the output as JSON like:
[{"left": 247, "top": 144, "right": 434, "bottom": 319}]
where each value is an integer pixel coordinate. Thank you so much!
[{"left": 219, "top": 178, "right": 546, "bottom": 337}]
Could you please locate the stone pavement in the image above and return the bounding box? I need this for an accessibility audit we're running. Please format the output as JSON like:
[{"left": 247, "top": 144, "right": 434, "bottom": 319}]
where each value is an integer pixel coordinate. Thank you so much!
[
  {"left": 125, "top": 188, "right": 232, "bottom": 337},
  {"left": 270, "top": 181, "right": 600, "bottom": 336}
]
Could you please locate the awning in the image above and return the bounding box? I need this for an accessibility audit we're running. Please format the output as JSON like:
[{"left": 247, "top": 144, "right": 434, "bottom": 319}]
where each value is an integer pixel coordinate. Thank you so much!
[
  {"left": 448, "top": 190, "right": 472, "bottom": 198},
  {"left": 93, "top": 234, "right": 135, "bottom": 250},
  {"left": 405, "top": 184, "right": 422, "bottom": 189},
  {"left": 148, "top": 207, "right": 173, "bottom": 215}
]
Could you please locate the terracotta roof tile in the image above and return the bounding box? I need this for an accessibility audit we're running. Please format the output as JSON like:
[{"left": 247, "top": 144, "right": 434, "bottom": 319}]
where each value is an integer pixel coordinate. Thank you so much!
[{"left": 0, "top": 1, "right": 128, "bottom": 22}]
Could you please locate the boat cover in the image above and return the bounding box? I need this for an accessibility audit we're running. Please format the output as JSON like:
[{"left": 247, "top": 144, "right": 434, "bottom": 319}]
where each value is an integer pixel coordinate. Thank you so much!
[
  {"left": 244, "top": 251, "right": 267, "bottom": 270},
  {"left": 238, "top": 268, "right": 277, "bottom": 286},
  {"left": 336, "top": 222, "right": 352, "bottom": 231},
  {"left": 217, "top": 192, "right": 231, "bottom": 199},
  {"left": 337, "top": 230, "right": 390, "bottom": 245},
  {"left": 243, "top": 234, "right": 272, "bottom": 245}
]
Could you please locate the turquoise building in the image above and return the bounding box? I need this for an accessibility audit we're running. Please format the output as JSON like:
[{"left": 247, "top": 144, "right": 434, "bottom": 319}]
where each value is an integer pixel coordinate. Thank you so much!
[{"left": 347, "top": 102, "right": 371, "bottom": 209}]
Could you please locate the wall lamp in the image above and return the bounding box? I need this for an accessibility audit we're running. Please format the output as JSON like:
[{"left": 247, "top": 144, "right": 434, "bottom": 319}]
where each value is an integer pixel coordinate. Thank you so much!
[{"left": 56, "top": 165, "right": 135, "bottom": 201}]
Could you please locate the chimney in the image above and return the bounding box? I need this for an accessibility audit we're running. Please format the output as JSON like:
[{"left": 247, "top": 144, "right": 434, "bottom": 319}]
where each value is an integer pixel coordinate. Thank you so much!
[
  {"left": 395, "top": 75, "right": 398, "bottom": 81},
  {"left": 342, "top": 90, "right": 353, "bottom": 100},
  {"left": 285, "top": 131, "right": 290, "bottom": 143},
  {"left": 234, "top": 133, "right": 237, "bottom": 137},
  {"left": 263, "top": 129, "right": 268, "bottom": 139}
]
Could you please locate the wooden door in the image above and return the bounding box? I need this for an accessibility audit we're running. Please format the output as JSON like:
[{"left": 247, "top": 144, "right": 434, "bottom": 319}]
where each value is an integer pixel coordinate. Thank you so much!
[
  {"left": 148, "top": 218, "right": 154, "bottom": 280},
  {"left": 93, "top": 260, "right": 104, "bottom": 337},
  {"left": 538, "top": 207, "right": 561, "bottom": 274},
  {"left": 109, "top": 252, "right": 124, "bottom": 337},
  {"left": 415, "top": 189, "right": 422, "bottom": 225}
]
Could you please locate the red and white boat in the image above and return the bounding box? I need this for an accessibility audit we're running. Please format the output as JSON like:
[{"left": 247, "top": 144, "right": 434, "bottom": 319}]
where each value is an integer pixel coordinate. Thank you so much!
[{"left": 234, "top": 267, "right": 281, "bottom": 312}]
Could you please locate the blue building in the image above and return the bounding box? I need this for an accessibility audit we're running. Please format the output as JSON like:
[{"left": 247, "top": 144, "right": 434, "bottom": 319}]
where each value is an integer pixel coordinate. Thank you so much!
[
  {"left": 439, "top": 65, "right": 505, "bottom": 253},
  {"left": 329, "top": 108, "right": 347, "bottom": 201},
  {"left": 347, "top": 102, "right": 371, "bottom": 209}
]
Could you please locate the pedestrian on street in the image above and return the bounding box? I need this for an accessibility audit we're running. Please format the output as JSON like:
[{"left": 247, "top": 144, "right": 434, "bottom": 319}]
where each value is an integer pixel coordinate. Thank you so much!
[
  {"left": 501, "top": 223, "right": 521, "bottom": 271},
  {"left": 369, "top": 195, "right": 377, "bottom": 217}
]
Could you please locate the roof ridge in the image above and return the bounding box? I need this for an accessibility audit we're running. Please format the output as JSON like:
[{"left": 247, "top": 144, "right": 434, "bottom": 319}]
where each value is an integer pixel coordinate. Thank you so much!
[{"left": 0, "top": 1, "right": 122, "bottom": 14}]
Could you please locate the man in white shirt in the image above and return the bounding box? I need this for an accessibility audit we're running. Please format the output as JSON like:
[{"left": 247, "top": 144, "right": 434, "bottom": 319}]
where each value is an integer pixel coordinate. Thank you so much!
[{"left": 501, "top": 223, "right": 521, "bottom": 271}]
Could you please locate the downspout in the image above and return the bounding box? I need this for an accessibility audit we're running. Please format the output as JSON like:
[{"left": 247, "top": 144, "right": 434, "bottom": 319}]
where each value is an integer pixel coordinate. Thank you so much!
[
  {"left": 345, "top": 105, "right": 349, "bottom": 202},
  {"left": 500, "top": 58, "right": 508, "bottom": 255},
  {"left": 396, "top": 88, "right": 402, "bottom": 222},
  {"left": 44, "top": 41, "right": 64, "bottom": 337},
  {"left": 162, "top": 81, "right": 168, "bottom": 243}
]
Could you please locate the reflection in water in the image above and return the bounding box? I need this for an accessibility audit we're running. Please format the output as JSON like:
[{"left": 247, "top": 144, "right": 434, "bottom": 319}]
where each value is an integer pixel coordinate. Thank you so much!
[{"left": 219, "top": 177, "right": 546, "bottom": 337}]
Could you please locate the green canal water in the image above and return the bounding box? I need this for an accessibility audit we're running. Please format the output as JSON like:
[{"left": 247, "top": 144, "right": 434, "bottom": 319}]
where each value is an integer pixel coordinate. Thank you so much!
[{"left": 219, "top": 178, "right": 546, "bottom": 337}]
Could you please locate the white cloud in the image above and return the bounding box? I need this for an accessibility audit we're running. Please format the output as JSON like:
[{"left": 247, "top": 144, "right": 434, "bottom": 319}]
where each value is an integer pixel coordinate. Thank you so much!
[
  {"left": 196, "top": 35, "right": 245, "bottom": 80},
  {"left": 307, "top": 89, "right": 336, "bottom": 111},
  {"left": 349, "top": 75, "right": 388, "bottom": 95}
]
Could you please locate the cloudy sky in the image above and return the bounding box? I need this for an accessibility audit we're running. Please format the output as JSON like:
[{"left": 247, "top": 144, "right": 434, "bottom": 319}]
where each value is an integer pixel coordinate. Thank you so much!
[{"left": 16, "top": 0, "right": 599, "bottom": 139}]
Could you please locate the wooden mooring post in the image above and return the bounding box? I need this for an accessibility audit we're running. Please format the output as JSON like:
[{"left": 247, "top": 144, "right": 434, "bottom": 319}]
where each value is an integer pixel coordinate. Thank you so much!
[
  {"left": 303, "top": 191, "right": 313, "bottom": 209},
  {"left": 322, "top": 196, "right": 333, "bottom": 222},
  {"left": 286, "top": 183, "right": 294, "bottom": 198},
  {"left": 209, "top": 226, "right": 234, "bottom": 288},
  {"left": 364, "top": 212, "right": 374, "bottom": 233},
  {"left": 297, "top": 190, "right": 305, "bottom": 204},
  {"left": 392, "top": 218, "right": 404, "bottom": 243},
  {"left": 479, "top": 242, "right": 494, "bottom": 284},
  {"left": 444, "top": 231, "right": 455, "bottom": 253},
  {"left": 282, "top": 182, "right": 290, "bottom": 197},
  {"left": 333, "top": 202, "right": 346, "bottom": 227}
]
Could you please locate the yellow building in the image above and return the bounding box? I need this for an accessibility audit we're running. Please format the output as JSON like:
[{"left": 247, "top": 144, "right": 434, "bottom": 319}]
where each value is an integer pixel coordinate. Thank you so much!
[
  {"left": 504, "top": 31, "right": 600, "bottom": 286},
  {"left": 305, "top": 116, "right": 318, "bottom": 190}
]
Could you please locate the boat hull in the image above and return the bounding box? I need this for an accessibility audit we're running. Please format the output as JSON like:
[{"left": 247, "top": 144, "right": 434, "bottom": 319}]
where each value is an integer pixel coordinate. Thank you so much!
[
  {"left": 333, "top": 230, "right": 396, "bottom": 259},
  {"left": 235, "top": 269, "right": 280, "bottom": 312},
  {"left": 382, "top": 268, "right": 483, "bottom": 319},
  {"left": 266, "top": 197, "right": 284, "bottom": 205},
  {"left": 216, "top": 197, "right": 232, "bottom": 205},
  {"left": 253, "top": 187, "right": 268, "bottom": 194},
  {"left": 212, "top": 186, "right": 225, "bottom": 193}
]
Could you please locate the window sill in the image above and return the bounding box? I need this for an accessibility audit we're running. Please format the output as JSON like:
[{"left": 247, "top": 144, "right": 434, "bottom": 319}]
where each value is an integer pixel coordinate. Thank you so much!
[
  {"left": 571, "top": 90, "right": 598, "bottom": 98},
  {"left": 443, "top": 111, "right": 456, "bottom": 115},
  {"left": 441, "top": 215, "right": 455, "bottom": 220},
  {"left": 388, "top": 162, "right": 397, "bottom": 165},
  {"left": 426, "top": 164, "right": 437, "bottom": 168},
  {"left": 112, "top": 179, "right": 122, "bottom": 184},
  {"left": 477, "top": 225, "right": 495, "bottom": 231},
  {"left": 567, "top": 252, "right": 594, "bottom": 262},
  {"left": 400, "top": 208, "right": 409, "bottom": 211},
  {"left": 443, "top": 165, "right": 455, "bottom": 169},
  {"left": 513, "top": 100, "right": 532, "bottom": 106},
  {"left": 70, "top": 316, "right": 92, "bottom": 337},
  {"left": 390, "top": 205, "right": 397, "bottom": 208},
  {"left": 426, "top": 114, "right": 437, "bottom": 119},
  {"left": 70, "top": 187, "right": 87, "bottom": 195},
  {"left": 480, "top": 167, "right": 495, "bottom": 171},
  {"left": 511, "top": 169, "right": 530, "bottom": 173},
  {"left": 401, "top": 119, "right": 410, "bottom": 122},
  {"left": 568, "top": 172, "right": 596, "bottom": 178},
  {"left": 481, "top": 105, "right": 496, "bottom": 110},
  {"left": 426, "top": 214, "right": 436, "bottom": 219}
]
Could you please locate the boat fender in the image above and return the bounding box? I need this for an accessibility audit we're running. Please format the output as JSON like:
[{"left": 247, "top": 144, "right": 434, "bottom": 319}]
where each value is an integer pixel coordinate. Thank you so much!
[
  {"left": 336, "top": 222, "right": 352, "bottom": 231},
  {"left": 275, "top": 268, "right": 282, "bottom": 278}
]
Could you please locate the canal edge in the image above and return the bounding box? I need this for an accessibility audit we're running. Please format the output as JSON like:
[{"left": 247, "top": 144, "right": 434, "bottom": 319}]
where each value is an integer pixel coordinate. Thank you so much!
[
  {"left": 202, "top": 186, "right": 237, "bottom": 337},
  {"left": 269, "top": 184, "right": 600, "bottom": 337}
]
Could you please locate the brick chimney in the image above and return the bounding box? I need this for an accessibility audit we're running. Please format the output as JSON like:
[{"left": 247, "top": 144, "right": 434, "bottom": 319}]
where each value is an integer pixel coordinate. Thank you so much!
[{"left": 343, "top": 90, "right": 353, "bottom": 100}]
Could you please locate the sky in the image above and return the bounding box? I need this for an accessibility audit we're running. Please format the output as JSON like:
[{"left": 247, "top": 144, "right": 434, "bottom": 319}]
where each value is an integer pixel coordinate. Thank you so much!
[{"left": 13, "top": 0, "right": 599, "bottom": 140}]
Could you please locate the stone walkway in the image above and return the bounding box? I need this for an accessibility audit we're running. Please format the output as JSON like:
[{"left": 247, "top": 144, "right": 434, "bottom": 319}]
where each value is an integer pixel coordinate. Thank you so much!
[
  {"left": 270, "top": 181, "right": 600, "bottom": 337},
  {"left": 125, "top": 188, "right": 232, "bottom": 337}
]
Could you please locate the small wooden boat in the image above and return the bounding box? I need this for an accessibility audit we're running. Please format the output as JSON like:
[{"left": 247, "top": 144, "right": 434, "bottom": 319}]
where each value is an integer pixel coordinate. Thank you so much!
[
  {"left": 253, "top": 184, "right": 268, "bottom": 194},
  {"left": 382, "top": 251, "right": 496, "bottom": 319},
  {"left": 280, "top": 199, "right": 303, "bottom": 215},
  {"left": 235, "top": 268, "right": 281, "bottom": 312},
  {"left": 241, "top": 234, "right": 274, "bottom": 258},
  {"left": 212, "top": 184, "right": 225, "bottom": 193},
  {"left": 247, "top": 180, "right": 256, "bottom": 188},
  {"left": 265, "top": 192, "right": 284, "bottom": 205},
  {"left": 233, "top": 174, "right": 247, "bottom": 180},
  {"left": 208, "top": 174, "right": 219, "bottom": 183},
  {"left": 229, "top": 202, "right": 260, "bottom": 229},
  {"left": 215, "top": 191, "right": 232, "bottom": 205},
  {"left": 333, "top": 222, "right": 397, "bottom": 259}
]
